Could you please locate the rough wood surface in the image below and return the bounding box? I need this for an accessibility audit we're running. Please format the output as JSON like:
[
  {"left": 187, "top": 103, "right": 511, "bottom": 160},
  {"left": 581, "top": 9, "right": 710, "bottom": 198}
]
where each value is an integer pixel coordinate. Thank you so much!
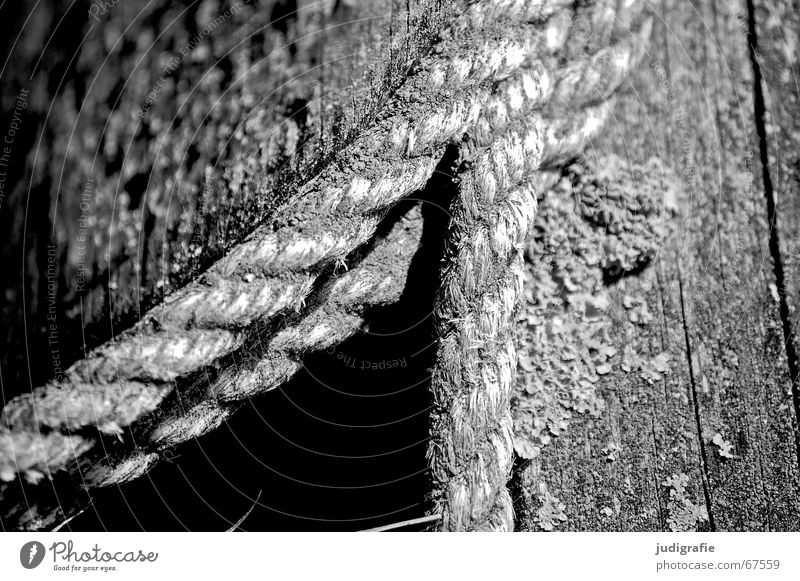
[
  {"left": 0, "top": 0, "right": 450, "bottom": 403},
  {"left": 4, "top": 0, "right": 799, "bottom": 532},
  {"left": 0, "top": 0, "right": 457, "bottom": 530},
  {"left": 513, "top": 0, "right": 800, "bottom": 531},
  {"left": 5, "top": 0, "right": 602, "bottom": 531}
]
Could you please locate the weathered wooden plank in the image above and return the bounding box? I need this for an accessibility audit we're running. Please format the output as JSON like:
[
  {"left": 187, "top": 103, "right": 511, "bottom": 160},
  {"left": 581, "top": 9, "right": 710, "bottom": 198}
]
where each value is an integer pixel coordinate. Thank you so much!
[
  {"left": 516, "top": 0, "right": 800, "bottom": 531},
  {"left": 679, "top": 0, "right": 800, "bottom": 531},
  {"left": 751, "top": 0, "right": 800, "bottom": 472}
]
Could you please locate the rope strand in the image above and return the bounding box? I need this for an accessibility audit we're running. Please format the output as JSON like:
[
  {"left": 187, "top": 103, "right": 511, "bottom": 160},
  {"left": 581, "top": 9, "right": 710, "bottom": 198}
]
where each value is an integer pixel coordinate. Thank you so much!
[{"left": 0, "top": 0, "right": 652, "bottom": 531}]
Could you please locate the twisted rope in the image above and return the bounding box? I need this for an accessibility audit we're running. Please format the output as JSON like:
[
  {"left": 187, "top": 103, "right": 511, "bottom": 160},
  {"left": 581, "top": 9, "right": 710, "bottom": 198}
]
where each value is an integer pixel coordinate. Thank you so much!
[
  {"left": 2, "top": 202, "right": 426, "bottom": 528},
  {"left": 0, "top": 0, "right": 573, "bottom": 486},
  {"left": 427, "top": 6, "right": 651, "bottom": 530},
  {"left": 0, "top": 0, "right": 651, "bottom": 530},
  {"left": 82, "top": 202, "right": 428, "bottom": 488}
]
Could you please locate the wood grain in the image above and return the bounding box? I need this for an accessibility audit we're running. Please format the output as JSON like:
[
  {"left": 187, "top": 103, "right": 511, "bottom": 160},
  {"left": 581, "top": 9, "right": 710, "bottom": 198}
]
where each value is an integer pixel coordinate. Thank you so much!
[{"left": 516, "top": 0, "right": 800, "bottom": 531}]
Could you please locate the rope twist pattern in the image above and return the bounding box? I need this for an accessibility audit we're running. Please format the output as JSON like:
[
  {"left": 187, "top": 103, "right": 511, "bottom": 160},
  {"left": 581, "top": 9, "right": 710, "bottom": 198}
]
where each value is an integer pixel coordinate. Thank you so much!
[{"left": 0, "top": 0, "right": 651, "bottom": 531}]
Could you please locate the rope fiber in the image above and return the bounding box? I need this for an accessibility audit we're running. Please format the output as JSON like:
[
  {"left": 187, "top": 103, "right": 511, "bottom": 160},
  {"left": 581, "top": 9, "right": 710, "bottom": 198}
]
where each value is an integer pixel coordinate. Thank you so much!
[{"left": 0, "top": 0, "right": 651, "bottom": 531}]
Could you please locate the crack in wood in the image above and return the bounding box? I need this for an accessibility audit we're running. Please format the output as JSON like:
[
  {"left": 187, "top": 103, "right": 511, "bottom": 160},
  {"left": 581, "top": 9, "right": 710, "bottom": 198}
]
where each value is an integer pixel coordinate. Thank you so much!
[
  {"left": 677, "top": 266, "right": 717, "bottom": 531},
  {"left": 745, "top": 0, "right": 800, "bottom": 472}
]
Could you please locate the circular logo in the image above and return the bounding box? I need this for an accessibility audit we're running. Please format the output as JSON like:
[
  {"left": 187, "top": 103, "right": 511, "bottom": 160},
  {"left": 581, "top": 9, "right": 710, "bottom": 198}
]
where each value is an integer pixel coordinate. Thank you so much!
[{"left": 19, "top": 541, "right": 46, "bottom": 569}]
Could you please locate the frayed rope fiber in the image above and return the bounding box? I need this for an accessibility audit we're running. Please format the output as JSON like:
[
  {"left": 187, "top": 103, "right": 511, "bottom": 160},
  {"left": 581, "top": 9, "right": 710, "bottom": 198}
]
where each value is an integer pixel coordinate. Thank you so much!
[
  {"left": 0, "top": 0, "right": 651, "bottom": 530},
  {"left": 426, "top": 4, "right": 651, "bottom": 531}
]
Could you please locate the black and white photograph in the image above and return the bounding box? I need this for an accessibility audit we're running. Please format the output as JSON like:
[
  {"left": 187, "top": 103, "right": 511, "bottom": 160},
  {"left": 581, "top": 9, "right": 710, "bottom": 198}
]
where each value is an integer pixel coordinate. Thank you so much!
[{"left": 1, "top": 0, "right": 799, "bottom": 576}]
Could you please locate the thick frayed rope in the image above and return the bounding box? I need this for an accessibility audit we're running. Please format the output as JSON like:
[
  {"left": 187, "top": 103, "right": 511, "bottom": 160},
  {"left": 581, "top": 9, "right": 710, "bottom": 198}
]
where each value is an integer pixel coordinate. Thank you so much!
[
  {"left": 426, "top": 114, "right": 582, "bottom": 530},
  {"left": 428, "top": 162, "right": 541, "bottom": 530},
  {"left": 1, "top": 203, "right": 426, "bottom": 531},
  {"left": 427, "top": 12, "right": 651, "bottom": 531},
  {"left": 0, "top": 0, "right": 652, "bottom": 531},
  {"left": 0, "top": 0, "right": 577, "bottom": 486},
  {"left": 82, "top": 203, "right": 428, "bottom": 488}
]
